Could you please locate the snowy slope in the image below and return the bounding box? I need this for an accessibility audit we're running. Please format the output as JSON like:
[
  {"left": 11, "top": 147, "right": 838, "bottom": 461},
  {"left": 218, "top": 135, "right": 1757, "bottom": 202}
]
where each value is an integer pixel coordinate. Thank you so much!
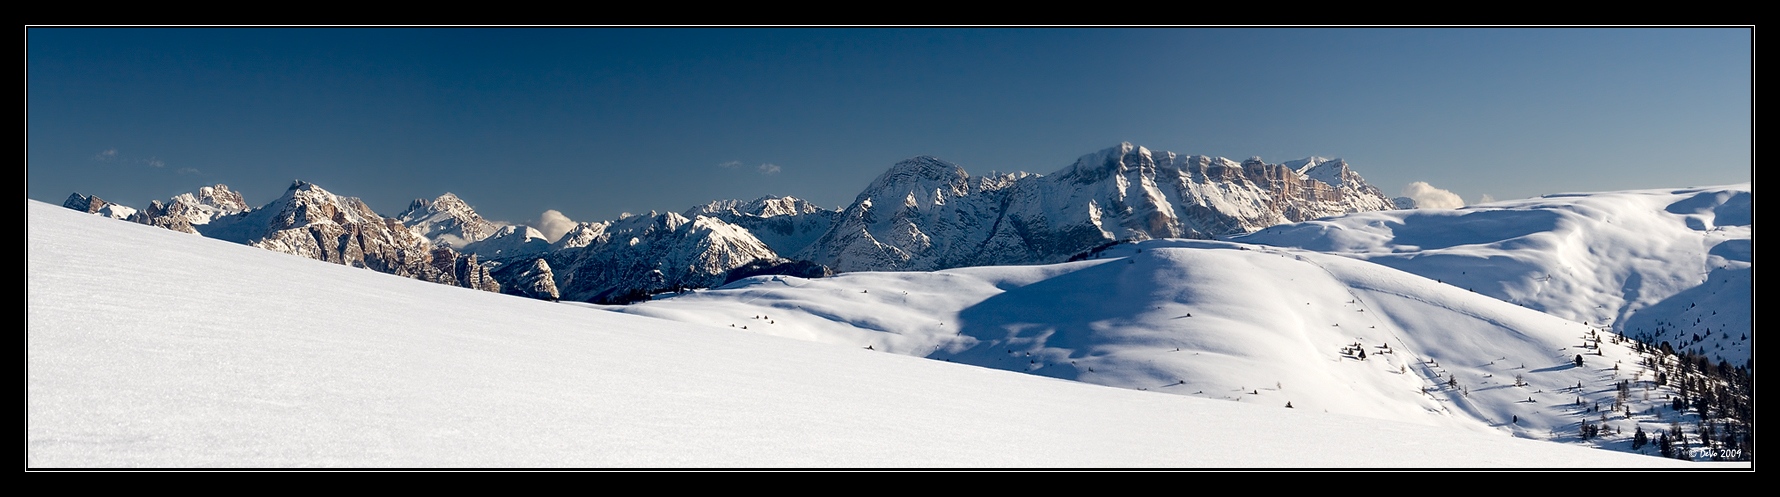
[
  {"left": 1233, "top": 185, "right": 1753, "bottom": 367},
  {"left": 621, "top": 238, "right": 1725, "bottom": 456},
  {"left": 27, "top": 199, "right": 1711, "bottom": 468}
]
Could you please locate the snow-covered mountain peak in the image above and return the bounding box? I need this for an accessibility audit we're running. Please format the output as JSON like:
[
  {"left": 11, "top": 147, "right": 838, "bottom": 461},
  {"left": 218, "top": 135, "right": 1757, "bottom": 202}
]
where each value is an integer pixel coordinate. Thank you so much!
[
  {"left": 799, "top": 143, "right": 1400, "bottom": 273},
  {"left": 861, "top": 156, "right": 971, "bottom": 199},
  {"left": 554, "top": 210, "right": 776, "bottom": 303},
  {"left": 495, "top": 224, "right": 539, "bottom": 238},
  {"left": 687, "top": 196, "right": 829, "bottom": 219},
  {"left": 748, "top": 196, "right": 826, "bottom": 218},
  {"left": 552, "top": 221, "right": 612, "bottom": 251},
  {"left": 123, "top": 184, "right": 254, "bottom": 234},
  {"left": 1293, "top": 157, "right": 1352, "bottom": 187},
  {"left": 976, "top": 171, "right": 1034, "bottom": 193},
  {"left": 264, "top": 181, "right": 380, "bottom": 228},
  {"left": 596, "top": 210, "right": 696, "bottom": 239},
  {"left": 463, "top": 224, "right": 551, "bottom": 260},
  {"left": 1058, "top": 142, "right": 1158, "bottom": 182},
  {"left": 190, "top": 184, "right": 250, "bottom": 213},
  {"left": 397, "top": 192, "right": 502, "bottom": 249},
  {"left": 660, "top": 211, "right": 691, "bottom": 231},
  {"left": 684, "top": 196, "right": 841, "bottom": 257},
  {"left": 1282, "top": 156, "right": 1335, "bottom": 169}
]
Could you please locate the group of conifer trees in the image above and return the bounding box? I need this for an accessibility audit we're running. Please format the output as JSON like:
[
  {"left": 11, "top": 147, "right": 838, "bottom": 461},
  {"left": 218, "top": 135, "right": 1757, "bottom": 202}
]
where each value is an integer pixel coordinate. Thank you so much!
[{"left": 1621, "top": 334, "right": 1752, "bottom": 461}]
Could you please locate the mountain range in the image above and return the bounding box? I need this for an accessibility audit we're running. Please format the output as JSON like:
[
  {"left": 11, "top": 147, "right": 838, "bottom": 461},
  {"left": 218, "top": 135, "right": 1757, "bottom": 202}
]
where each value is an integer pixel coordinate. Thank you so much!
[{"left": 61, "top": 143, "right": 1403, "bottom": 303}]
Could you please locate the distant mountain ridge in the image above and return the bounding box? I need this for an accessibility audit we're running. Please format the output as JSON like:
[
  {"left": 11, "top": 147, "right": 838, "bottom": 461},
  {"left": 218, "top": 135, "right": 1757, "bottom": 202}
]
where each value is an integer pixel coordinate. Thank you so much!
[
  {"left": 59, "top": 142, "right": 1402, "bottom": 302},
  {"left": 800, "top": 143, "right": 1398, "bottom": 272}
]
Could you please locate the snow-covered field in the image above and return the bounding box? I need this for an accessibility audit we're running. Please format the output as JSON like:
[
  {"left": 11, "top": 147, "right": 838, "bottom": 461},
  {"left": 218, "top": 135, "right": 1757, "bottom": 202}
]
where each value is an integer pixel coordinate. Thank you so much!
[
  {"left": 616, "top": 185, "right": 1753, "bottom": 461},
  {"left": 620, "top": 242, "right": 1712, "bottom": 450},
  {"left": 29, "top": 200, "right": 1730, "bottom": 468},
  {"left": 1235, "top": 185, "right": 1752, "bottom": 366}
]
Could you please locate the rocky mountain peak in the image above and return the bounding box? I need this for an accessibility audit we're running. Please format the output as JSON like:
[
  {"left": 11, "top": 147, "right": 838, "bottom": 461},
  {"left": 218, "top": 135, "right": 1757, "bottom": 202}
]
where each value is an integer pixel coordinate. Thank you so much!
[
  {"left": 193, "top": 184, "right": 249, "bottom": 213},
  {"left": 552, "top": 221, "right": 611, "bottom": 251},
  {"left": 741, "top": 196, "right": 826, "bottom": 218},
  {"left": 658, "top": 211, "right": 691, "bottom": 232},
  {"left": 62, "top": 192, "right": 136, "bottom": 219},
  {"left": 863, "top": 156, "right": 970, "bottom": 198},
  {"left": 397, "top": 192, "right": 501, "bottom": 249},
  {"left": 555, "top": 209, "right": 776, "bottom": 303},
  {"left": 463, "top": 224, "right": 551, "bottom": 261},
  {"left": 147, "top": 184, "right": 251, "bottom": 230},
  {"left": 1292, "top": 157, "right": 1352, "bottom": 188},
  {"left": 1059, "top": 142, "right": 1163, "bottom": 183},
  {"left": 405, "top": 197, "right": 433, "bottom": 214}
]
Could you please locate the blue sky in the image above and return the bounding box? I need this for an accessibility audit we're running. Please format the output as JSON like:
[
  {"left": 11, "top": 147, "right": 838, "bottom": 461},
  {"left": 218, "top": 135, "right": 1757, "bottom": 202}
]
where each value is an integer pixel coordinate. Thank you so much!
[{"left": 27, "top": 27, "right": 1751, "bottom": 226}]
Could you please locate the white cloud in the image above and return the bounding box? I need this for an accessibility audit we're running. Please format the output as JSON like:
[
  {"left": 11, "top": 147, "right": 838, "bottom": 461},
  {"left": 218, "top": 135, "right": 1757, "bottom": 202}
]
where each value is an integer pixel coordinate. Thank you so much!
[
  {"left": 536, "top": 209, "right": 576, "bottom": 243},
  {"left": 1478, "top": 194, "right": 1497, "bottom": 204},
  {"left": 146, "top": 159, "right": 165, "bottom": 168},
  {"left": 717, "top": 160, "right": 742, "bottom": 169},
  {"left": 176, "top": 168, "right": 201, "bottom": 175},
  {"left": 94, "top": 149, "right": 118, "bottom": 161},
  {"left": 758, "top": 163, "right": 781, "bottom": 175},
  {"left": 433, "top": 233, "right": 469, "bottom": 249},
  {"left": 1401, "top": 182, "right": 1465, "bottom": 209}
]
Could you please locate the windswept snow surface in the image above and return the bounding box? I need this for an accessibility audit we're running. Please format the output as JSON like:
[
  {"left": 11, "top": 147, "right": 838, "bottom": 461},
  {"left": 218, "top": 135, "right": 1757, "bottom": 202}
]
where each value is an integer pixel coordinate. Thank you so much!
[
  {"left": 27, "top": 200, "right": 1709, "bottom": 468},
  {"left": 1234, "top": 185, "right": 1753, "bottom": 367}
]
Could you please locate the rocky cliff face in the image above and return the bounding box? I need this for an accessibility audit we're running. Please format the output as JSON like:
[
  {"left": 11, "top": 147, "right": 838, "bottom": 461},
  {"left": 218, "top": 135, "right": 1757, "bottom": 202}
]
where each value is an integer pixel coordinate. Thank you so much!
[
  {"left": 492, "top": 257, "right": 560, "bottom": 301},
  {"left": 464, "top": 225, "right": 559, "bottom": 300}
]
